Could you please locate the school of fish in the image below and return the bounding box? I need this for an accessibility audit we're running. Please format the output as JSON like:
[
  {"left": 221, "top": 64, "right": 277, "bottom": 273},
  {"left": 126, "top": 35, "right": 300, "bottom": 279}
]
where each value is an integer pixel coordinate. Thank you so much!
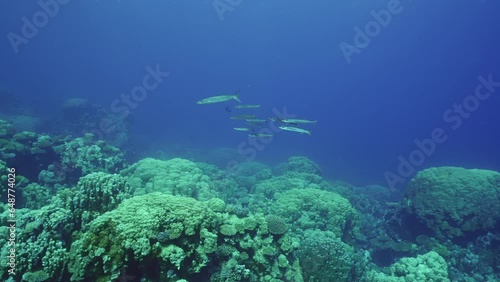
[{"left": 197, "top": 93, "right": 316, "bottom": 138}]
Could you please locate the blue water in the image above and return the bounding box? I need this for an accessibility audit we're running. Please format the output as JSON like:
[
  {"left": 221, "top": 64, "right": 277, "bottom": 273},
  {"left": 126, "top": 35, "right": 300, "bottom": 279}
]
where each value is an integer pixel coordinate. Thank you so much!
[{"left": 1, "top": 0, "right": 499, "bottom": 187}]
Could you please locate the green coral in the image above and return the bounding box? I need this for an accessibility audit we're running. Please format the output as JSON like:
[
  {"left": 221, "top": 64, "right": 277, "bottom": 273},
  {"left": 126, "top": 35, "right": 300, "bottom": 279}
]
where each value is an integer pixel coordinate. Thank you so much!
[
  {"left": 0, "top": 205, "right": 74, "bottom": 281},
  {"left": 405, "top": 167, "right": 500, "bottom": 239},
  {"left": 121, "top": 157, "right": 218, "bottom": 200},
  {"left": 207, "top": 197, "right": 226, "bottom": 212},
  {"left": 68, "top": 193, "right": 302, "bottom": 281},
  {"left": 0, "top": 119, "right": 15, "bottom": 138},
  {"left": 265, "top": 215, "right": 288, "bottom": 235},
  {"left": 364, "top": 251, "right": 450, "bottom": 282},
  {"left": 55, "top": 133, "right": 126, "bottom": 176},
  {"left": 220, "top": 224, "right": 238, "bottom": 236},
  {"left": 286, "top": 156, "right": 322, "bottom": 175},
  {"left": 21, "top": 183, "right": 51, "bottom": 209},
  {"left": 67, "top": 192, "right": 219, "bottom": 281},
  {"left": 63, "top": 172, "right": 134, "bottom": 229},
  {"left": 13, "top": 131, "right": 37, "bottom": 142},
  {"left": 21, "top": 270, "right": 50, "bottom": 282},
  {"left": 297, "top": 229, "right": 355, "bottom": 282},
  {"left": 253, "top": 174, "right": 324, "bottom": 199},
  {"left": 0, "top": 160, "right": 7, "bottom": 185},
  {"left": 271, "top": 188, "right": 360, "bottom": 239},
  {"left": 34, "top": 134, "right": 53, "bottom": 148}
]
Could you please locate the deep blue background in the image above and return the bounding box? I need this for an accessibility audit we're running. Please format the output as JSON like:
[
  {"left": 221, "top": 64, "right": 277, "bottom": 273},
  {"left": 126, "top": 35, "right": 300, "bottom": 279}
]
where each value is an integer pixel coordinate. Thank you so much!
[{"left": 1, "top": 0, "right": 499, "bottom": 188}]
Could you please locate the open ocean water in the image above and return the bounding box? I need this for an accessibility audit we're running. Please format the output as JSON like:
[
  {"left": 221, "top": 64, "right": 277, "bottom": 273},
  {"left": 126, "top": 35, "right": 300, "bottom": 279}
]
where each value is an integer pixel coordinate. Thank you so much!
[{"left": 0, "top": 1, "right": 499, "bottom": 281}]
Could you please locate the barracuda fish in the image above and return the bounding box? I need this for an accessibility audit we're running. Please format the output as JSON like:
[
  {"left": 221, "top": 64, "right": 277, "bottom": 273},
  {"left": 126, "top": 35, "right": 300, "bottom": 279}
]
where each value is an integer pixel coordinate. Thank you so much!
[
  {"left": 279, "top": 126, "right": 311, "bottom": 135},
  {"left": 234, "top": 127, "right": 253, "bottom": 131},
  {"left": 234, "top": 104, "right": 260, "bottom": 109},
  {"left": 249, "top": 133, "right": 273, "bottom": 138},
  {"left": 280, "top": 119, "right": 317, "bottom": 124},
  {"left": 197, "top": 94, "right": 241, "bottom": 104},
  {"left": 230, "top": 115, "right": 256, "bottom": 120}
]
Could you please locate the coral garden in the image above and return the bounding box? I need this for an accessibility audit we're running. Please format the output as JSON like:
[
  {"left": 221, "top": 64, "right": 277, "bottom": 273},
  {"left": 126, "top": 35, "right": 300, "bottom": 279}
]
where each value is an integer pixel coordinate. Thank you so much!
[{"left": 0, "top": 118, "right": 499, "bottom": 281}]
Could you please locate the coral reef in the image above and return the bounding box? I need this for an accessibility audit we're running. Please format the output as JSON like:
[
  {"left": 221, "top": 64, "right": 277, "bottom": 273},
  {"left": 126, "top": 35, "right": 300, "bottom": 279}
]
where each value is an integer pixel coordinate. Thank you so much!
[
  {"left": 0, "top": 204, "right": 74, "bottom": 280},
  {"left": 54, "top": 134, "right": 126, "bottom": 179},
  {"left": 1, "top": 118, "right": 499, "bottom": 282},
  {"left": 404, "top": 166, "right": 500, "bottom": 239},
  {"left": 364, "top": 251, "right": 450, "bottom": 282},
  {"left": 67, "top": 193, "right": 302, "bottom": 281},
  {"left": 0, "top": 119, "right": 126, "bottom": 190},
  {"left": 121, "top": 157, "right": 217, "bottom": 200},
  {"left": 265, "top": 215, "right": 288, "bottom": 235},
  {"left": 297, "top": 229, "right": 355, "bottom": 282},
  {"left": 62, "top": 172, "right": 134, "bottom": 229},
  {"left": 286, "top": 156, "right": 322, "bottom": 175},
  {"left": 270, "top": 188, "right": 360, "bottom": 240}
]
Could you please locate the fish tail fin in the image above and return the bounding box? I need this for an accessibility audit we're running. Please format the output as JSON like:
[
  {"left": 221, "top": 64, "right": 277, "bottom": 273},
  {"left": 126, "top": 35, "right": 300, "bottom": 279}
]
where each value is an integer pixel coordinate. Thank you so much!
[
  {"left": 234, "top": 95, "right": 242, "bottom": 103},
  {"left": 308, "top": 130, "right": 312, "bottom": 135}
]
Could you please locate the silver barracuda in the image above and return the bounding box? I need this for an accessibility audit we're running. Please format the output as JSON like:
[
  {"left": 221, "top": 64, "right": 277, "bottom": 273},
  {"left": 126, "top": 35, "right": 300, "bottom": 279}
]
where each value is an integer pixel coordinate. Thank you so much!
[
  {"left": 197, "top": 94, "right": 241, "bottom": 104},
  {"left": 280, "top": 119, "right": 317, "bottom": 124},
  {"left": 279, "top": 126, "right": 311, "bottom": 135},
  {"left": 234, "top": 127, "right": 253, "bottom": 131}
]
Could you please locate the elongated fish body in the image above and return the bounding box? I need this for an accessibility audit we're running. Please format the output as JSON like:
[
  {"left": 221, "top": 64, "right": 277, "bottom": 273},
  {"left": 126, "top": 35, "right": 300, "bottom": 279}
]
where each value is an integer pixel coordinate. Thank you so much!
[
  {"left": 197, "top": 94, "right": 241, "bottom": 104},
  {"left": 234, "top": 104, "right": 260, "bottom": 109},
  {"left": 279, "top": 126, "right": 311, "bottom": 135},
  {"left": 234, "top": 127, "right": 252, "bottom": 131},
  {"left": 281, "top": 119, "right": 317, "bottom": 124},
  {"left": 230, "top": 115, "right": 256, "bottom": 120}
]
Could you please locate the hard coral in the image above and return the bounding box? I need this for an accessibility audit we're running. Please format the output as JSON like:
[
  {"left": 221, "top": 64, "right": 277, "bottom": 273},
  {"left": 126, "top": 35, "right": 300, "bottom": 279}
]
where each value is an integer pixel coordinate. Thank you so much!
[
  {"left": 405, "top": 166, "right": 500, "bottom": 239},
  {"left": 297, "top": 229, "right": 354, "bottom": 282},
  {"left": 265, "top": 215, "right": 288, "bottom": 235},
  {"left": 65, "top": 172, "right": 134, "bottom": 229},
  {"left": 121, "top": 157, "right": 217, "bottom": 200},
  {"left": 271, "top": 188, "right": 360, "bottom": 239},
  {"left": 364, "top": 251, "right": 450, "bottom": 282}
]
